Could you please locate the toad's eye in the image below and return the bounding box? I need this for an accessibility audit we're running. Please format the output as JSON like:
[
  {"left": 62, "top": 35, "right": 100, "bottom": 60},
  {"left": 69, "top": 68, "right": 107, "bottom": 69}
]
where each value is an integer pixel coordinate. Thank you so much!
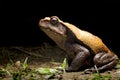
[{"left": 50, "top": 17, "right": 58, "bottom": 25}]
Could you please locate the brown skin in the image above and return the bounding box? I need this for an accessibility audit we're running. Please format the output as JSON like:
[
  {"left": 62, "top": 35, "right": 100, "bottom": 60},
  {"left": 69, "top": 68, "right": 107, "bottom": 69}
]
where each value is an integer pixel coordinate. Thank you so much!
[{"left": 39, "top": 16, "right": 119, "bottom": 72}]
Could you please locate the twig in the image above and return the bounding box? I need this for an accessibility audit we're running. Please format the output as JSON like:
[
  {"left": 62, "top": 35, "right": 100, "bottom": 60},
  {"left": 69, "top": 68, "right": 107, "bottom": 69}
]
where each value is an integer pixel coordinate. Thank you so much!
[{"left": 11, "top": 47, "right": 50, "bottom": 59}]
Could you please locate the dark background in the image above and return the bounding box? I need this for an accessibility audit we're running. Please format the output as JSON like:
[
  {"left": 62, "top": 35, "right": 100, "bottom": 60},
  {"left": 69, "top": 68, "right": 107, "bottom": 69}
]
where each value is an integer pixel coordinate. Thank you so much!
[{"left": 1, "top": 1, "right": 120, "bottom": 57}]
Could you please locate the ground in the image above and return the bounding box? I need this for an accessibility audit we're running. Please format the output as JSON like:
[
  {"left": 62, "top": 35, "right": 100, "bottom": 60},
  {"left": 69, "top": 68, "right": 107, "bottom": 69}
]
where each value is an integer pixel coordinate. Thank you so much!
[{"left": 0, "top": 43, "right": 120, "bottom": 80}]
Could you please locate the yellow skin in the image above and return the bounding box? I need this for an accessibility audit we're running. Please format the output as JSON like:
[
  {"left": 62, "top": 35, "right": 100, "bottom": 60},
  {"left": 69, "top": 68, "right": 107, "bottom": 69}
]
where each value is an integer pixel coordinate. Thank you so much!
[{"left": 39, "top": 16, "right": 119, "bottom": 72}]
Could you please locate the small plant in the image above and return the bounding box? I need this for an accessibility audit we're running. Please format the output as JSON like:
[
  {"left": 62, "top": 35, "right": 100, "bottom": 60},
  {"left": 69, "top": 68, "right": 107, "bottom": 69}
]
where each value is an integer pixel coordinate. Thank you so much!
[
  {"left": 92, "top": 74, "right": 112, "bottom": 80},
  {"left": 12, "top": 71, "right": 22, "bottom": 80},
  {"left": 36, "top": 68, "right": 58, "bottom": 75},
  {"left": 92, "top": 65, "right": 112, "bottom": 80},
  {"left": 35, "top": 58, "right": 67, "bottom": 79},
  {"left": 0, "top": 68, "right": 10, "bottom": 78},
  {"left": 22, "top": 57, "right": 28, "bottom": 71},
  {"left": 94, "top": 65, "right": 101, "bottom": 78},
  {"left": 0, "top": 62, "right": 12, "bottom": 78},
  {"left": 36, "top": 58, "right": 67, "bottom": 74},
  {"left": 61, "top": 58, "right": 67, "bottom": 69}
]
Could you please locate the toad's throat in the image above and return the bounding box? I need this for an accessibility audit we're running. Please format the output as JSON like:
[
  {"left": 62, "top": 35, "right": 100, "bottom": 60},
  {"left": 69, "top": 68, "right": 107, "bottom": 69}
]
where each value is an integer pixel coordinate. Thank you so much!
[{"left": 41, "top": 28, "right": 67, "bottom": 49}]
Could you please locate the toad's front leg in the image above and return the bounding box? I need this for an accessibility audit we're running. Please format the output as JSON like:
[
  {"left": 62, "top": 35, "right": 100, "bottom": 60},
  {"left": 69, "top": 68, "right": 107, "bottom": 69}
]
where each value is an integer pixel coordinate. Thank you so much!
[{"left": 66, "top": 44, "right": 90, "bottom": 72}]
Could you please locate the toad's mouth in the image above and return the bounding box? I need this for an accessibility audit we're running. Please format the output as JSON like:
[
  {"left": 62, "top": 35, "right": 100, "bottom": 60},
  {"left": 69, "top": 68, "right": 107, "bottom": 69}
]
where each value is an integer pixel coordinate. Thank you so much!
[
  {"left": 40, "top": 26, "right": 66, "bottom": 37},
  {"left": 41, "top": 28, "right": 58, "bottom": 35}
]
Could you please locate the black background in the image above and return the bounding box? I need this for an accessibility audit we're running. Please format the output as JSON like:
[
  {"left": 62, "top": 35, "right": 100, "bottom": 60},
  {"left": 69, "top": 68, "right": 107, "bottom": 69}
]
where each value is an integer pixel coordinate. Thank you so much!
[{"left": 1, "top": 1, "right": 120, "bottom": 57}]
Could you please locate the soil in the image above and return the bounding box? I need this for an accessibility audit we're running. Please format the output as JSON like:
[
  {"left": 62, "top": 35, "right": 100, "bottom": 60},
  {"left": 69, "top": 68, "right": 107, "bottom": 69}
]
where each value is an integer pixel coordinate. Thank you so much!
[{"left": 0, "top": 43, "right": 120, "bottom": 80}]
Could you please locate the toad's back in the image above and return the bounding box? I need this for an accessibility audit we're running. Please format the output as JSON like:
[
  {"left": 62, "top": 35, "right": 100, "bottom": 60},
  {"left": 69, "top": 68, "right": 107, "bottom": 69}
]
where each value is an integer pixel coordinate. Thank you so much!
[{"left": 62, "top": 22, "right": 111, "bottom": 54}]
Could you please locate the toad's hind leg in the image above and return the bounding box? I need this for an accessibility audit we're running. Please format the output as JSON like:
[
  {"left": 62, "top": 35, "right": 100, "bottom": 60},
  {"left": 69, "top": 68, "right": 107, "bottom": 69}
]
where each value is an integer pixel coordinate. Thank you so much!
[{"left": 85, "top": 52, "right": 119, "bottom": 72}]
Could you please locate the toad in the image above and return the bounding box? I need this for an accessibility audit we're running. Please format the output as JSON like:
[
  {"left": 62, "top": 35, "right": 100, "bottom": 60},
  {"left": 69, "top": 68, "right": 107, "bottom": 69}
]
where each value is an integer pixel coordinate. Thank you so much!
[{"left": 39, "top": 16, "right": 119, "bottom": 72}]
